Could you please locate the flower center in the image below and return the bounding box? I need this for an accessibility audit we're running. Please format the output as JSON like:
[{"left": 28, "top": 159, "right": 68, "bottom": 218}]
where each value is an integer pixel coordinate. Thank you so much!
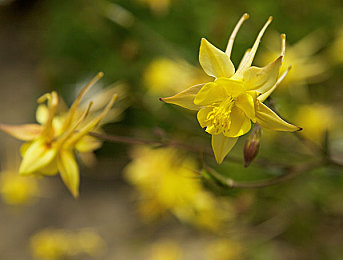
[{"left": 206, "top": 97, "right": 235, "bottom": 135}]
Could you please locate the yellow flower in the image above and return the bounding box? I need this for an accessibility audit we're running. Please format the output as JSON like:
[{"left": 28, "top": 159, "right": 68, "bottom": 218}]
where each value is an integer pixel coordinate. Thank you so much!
[
  {"left": 148, "top": 240, "right": 183, "bottom": 260},
  {"left": 257, "top": 31, "right": 327, "bottom": 88},
  {"left": 329, "top": 28, "right": 343, "bottom": 65},
  {"left": 161, "top": 14, "right": 301, "bottom": 164},
  {"left": 294, "top": 104, "right": 335, "bottom": 143},
  {"left": 0, "top": 73, "right": 117, "bottom": 197},
  {"left": 0, "top": 170, "right": 39, "bottom": 205},
  {"left": 124, "top": 146, "right": 234, "bottom": 231},
  {"left": 144, "top": 57, "right": 210, "bottom": 96},
  {"left": 136, "top": 0, "right": 171, "bottom": 16},
  {"left": 205, "top": 239, "right": 243, "bottom": 260},
  {"left": 30, "top": 228, "right": 105, "bottom": 260}
]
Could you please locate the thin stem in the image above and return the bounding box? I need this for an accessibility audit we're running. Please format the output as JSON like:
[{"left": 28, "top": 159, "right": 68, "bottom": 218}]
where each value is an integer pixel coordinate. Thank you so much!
[{"left": 203, "top": 162, "right": 321, "bottom": 189}]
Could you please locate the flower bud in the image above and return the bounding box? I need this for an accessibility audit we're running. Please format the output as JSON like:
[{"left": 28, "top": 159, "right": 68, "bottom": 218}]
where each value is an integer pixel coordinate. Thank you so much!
[{"left": 243, "top": 125, "right": 261, "bottom": 167}]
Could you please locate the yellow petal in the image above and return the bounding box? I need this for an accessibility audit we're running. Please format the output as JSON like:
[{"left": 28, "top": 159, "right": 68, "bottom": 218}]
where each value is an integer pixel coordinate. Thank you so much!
[
  {"left": 255, "top": 101, "right": 301, "bottom": 131},
  {"left": 258, "top": 66, "right": 291, "bottom": 102},
  {"left": 199, "top": 38, "right": 235, "bottom": 78},
  {"left": 243, "top": 56, "right": 282, "bottom": 93},
  {"left": 75, "top": 135, "right": 103, "bottom": 153},
  {"left": 226, "top": 106, "right": 251, "bottom": 137},
  {"left": 19, "top": 140, "right": 57, "bottom": 175},
  {"left": 193, "top": 82, "right": 226, "bottom": 106},
  {"left": 39, "top": 160, "right": 59, "bottom": 176},
  {"left": 235, "top": 93, "right": 256, "bottom": 120},
  {"left": 211, "top": 134, "right": 238, "bottom": 164},
  {"left": 0, "top": 124, "right": 42, "bottom": 141},
  {"left": 36, "top": 104, "right": 49, "bottom": 124},
  {"left": 214, "top": 78, "right": 244, "bottom": 97},
  {"left": 160, "top": 84, "right": 204, "bottom": 110},
  {"left": 57, "top": 150, "right": 79, "bottom": 198},
  {"left": 197, "top": 107, "right": 212, "bottom": 128}
]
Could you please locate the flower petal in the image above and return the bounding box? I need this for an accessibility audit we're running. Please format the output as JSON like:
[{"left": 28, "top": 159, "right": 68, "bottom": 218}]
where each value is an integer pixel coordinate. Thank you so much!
[
  {"left": 214, "top": 78, "right": 245, "bottom": 97},
  {"left": 19, "top": 140, "right": 57, "bottom": 175},
  {"left": 243, "top": 56, "right": 282, "bottom": 93},
  {"left": 226, "top": 106, "right": 252, "bottom": 137},
  {"left": 255, "top": 101, "right": 301, "bottom": 131},
  {"left": 194, "top": 82, "right": 226, "bottom": 106},
  {"left": 199, "top": 38, "right": 235, "bottom": 78},
  {"left": 36, "top": 104, "right": 49, "bottom": 124},
  {"left": 0, "top": 124, "right": 43, "bottom": 141},
  {"left": 235, "top": 93, "right": 256, "bottom": 120},
  {"left": 258, "top": 66, "right": 291, "bottom": 102},
  {"left": 211, "top": 134, "right": 238, "bottom": 164},
  {"left": 160, "top": 84, "right": 204, "bottom": 110},
  {"left": 57, "top": 150, "right": 79, "bottom": 198},
  {"left": 75, "top": 135, "right": 103, "bottom": 153},
  {"left": 197, "top": 107, "right": 212, "bottom": 128}
]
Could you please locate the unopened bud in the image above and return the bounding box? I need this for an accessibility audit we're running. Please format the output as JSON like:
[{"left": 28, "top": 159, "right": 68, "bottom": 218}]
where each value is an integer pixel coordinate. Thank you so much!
[{"left": 244, "top": 125, "right": 261, "bottom": 167}]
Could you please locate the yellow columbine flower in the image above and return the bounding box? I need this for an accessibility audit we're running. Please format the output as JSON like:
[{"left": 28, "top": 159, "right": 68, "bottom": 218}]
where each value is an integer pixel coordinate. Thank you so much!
[
  {"left": 161, "top": 14, "right": 301, "bottom": 164},
  {"left": 0, "top": 73, "right": 117, "bottom": 197}
]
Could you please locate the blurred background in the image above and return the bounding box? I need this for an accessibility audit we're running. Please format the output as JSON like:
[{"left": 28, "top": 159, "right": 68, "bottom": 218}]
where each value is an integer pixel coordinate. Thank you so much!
[{"left": 0, "top": 0, "right": 343, "bottom": 259}]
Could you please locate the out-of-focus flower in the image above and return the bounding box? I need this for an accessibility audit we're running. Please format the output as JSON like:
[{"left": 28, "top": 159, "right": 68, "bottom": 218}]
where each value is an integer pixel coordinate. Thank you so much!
[
  {"left": 258, "top": 31, "right": 327, "bottom": 88},
  {"left": 0, "top": 73, "right": 117, "bottom": 197},
  {"left": 30, "top": 228, "right": 105, "bottom": 260},
  {"left": 0, "top": 171, "right": 39, "bottom": 205},
  {"left": 205, "top": 239, "right": 243, "bottom": 260},
  {"left": 329, "top": 28, "right": 343, "bottom": 65},
  {"left": 148, "top": 240, "right": 183, "bottom": 260},
  {"left": 161, "top": 14, "right": 300, "bottom": 164},
  {"left": 144, "top": 57, "right": 210, "bottom": 96},
  {"left": 124, "top": 146, "right": 233, "bottom": 231},
  {"left": 136, "top": 0, "right": 172, "bottom": 16},
  {"left": 0, "top": 151, "right": 40, "bottom": 205},
  {"left": 294, "top": 104, "right": 336, "bottom": 143}
]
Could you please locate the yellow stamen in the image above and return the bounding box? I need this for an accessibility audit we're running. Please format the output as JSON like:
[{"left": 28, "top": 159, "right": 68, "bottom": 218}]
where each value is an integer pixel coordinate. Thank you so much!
[{"left": 206, "top": 97, "right": 235, "bottom": 135}]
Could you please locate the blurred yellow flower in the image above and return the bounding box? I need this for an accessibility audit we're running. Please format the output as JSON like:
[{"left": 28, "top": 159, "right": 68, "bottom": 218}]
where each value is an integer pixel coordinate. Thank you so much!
[
  {"left": 30, "top": 228, "right": 105, "bottom": 260},
  {"left": 162, "top": 14, "right": 300, "bottom": 164},
  {"left": 0, "top": 170, "right": 39, "bottom": 205},
  {"left": 0, "top": 73, "right": 118, "bottom": 197},
  {"left": 144, "top": 57, "right": 210, "bottom": 96},
  {"left": 205, "top": 239, "right": 243, "bottom": 260},
  {"left": 148, "top": 240, "right": 183, "bottom": 260},
  {"left": 329, "top": 28, "right": 343, "bottom": 64},
  {"left": 294, "top": 104, "right": 335, "bottom": 143},
  {"left": 125, "top": 146, "right": 233, "bottom": 231},
  {"left": 136, "top": 0, "right": 171, "bottom": 16},
  {"left": 257, "top": 31, "right": 327, "bottom": 88}
]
